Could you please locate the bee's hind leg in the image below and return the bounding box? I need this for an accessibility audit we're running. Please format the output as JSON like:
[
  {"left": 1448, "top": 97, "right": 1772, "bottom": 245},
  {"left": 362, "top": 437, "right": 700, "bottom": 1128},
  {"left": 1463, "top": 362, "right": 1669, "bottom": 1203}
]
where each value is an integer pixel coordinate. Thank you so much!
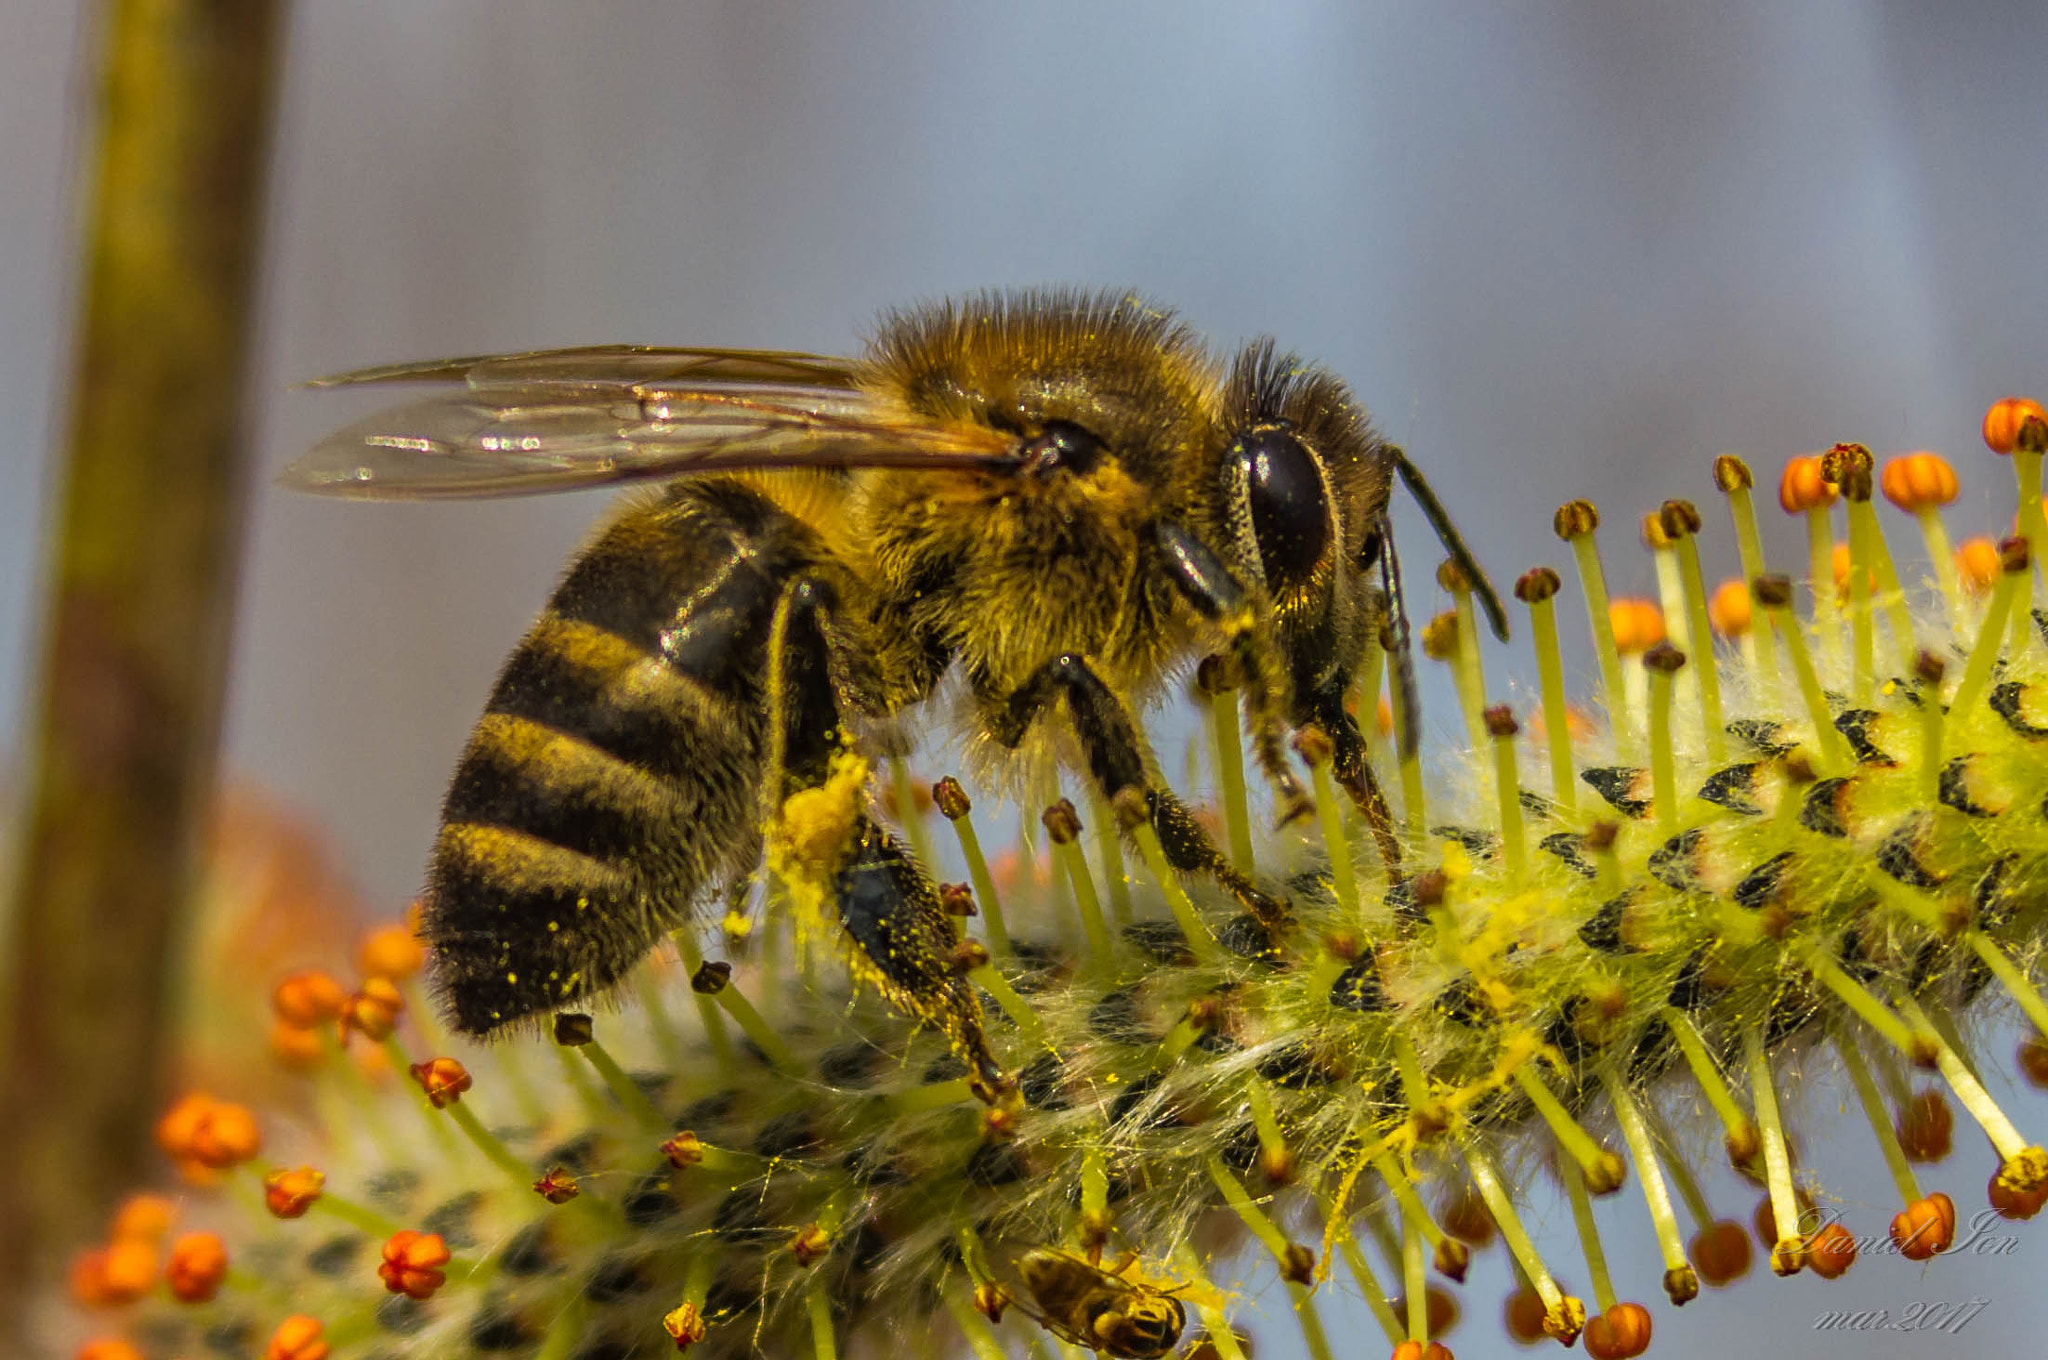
[
  {"left": 762, "top": 578, "right": 1009, "bottom": 1102},
  {"left": 986, "top": 652, "right": 1288, "bottom": 925}
]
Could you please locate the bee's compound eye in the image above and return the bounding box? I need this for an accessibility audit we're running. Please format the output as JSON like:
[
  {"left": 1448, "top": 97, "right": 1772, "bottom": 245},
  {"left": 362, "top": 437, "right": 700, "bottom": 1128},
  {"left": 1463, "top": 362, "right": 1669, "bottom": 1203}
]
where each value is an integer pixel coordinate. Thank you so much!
[{"left": 1233, "top": 426, "right": 1329, "bottom": 587}]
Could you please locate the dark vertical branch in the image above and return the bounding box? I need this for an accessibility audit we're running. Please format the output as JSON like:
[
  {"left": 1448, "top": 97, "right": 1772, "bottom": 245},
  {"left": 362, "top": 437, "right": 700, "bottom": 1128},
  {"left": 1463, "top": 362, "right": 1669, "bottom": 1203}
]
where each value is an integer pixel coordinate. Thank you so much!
[{"left": 0, "top": 0, "right": 282, "bottom": 1324}]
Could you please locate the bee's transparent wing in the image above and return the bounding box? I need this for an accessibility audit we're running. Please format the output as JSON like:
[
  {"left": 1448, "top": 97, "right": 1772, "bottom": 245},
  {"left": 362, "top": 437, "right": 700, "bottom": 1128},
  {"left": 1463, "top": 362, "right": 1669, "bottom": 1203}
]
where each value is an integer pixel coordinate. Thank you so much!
[
  {"left": 284, "top": 346, "right": 1016, "bottom": 500},
  {"left": 306, "top": 345, "right": 865, "bottom": 395}
]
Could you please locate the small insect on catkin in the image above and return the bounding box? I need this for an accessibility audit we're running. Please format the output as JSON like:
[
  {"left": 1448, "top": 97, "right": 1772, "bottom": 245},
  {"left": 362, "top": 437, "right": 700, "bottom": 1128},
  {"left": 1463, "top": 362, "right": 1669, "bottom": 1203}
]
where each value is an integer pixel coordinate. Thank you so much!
[{"left": 67, "top": 394, "right": 2048, "bottom": 1360}]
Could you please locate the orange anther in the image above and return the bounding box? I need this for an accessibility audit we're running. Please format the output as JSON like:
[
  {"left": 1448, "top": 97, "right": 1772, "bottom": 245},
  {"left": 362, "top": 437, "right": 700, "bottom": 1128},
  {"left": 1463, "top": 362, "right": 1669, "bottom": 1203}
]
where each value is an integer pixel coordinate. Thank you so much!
[
  {"left": 166, "top": 1231, "right": 228, "bottom": 1303},
  {"left": 377, "top": 1230, "right": 452, "bottom": 1300},
  {"left": 102, "top": 1235, "right": 157, "bottom": 1300},
  {"left": 1896, "top": 1088, "right": 1953, "bottom": 1162},
  {"left": 1983, "top": 396, "right": 2048, "bottom": 455},
  {"left": 188, "top": 1101, "right": 261, "bottom": 1170},
  {"left": 263, "top": 1166, "right": 325, "bottom": 1219},
  {"left": 270, "top": 970, "right": 347, "bottom": 1027},
  {"left": 110, "top": 1193, "right": 176, "bottom": 1244},
  {"left": 1503, "top": 1282, "right": 1551, "bottom": 1345},
  {"left": 1889, "top": 1192, "right": 1956, "bottom": 1261},
  {"left": 341, "top": 977, "right": 404, "bottom": 1042},
  {"left": 1779, "top": 454, "right": 1838, "bottom": 513},
  {"left": 1804, "top": 1221, "right": 1857, "bottom": 1279},
  {"left": 154, "top": 1093, "right": 213, "bottom": 1160},
  {"left": 266, "top": 1314, "right": 329, "bottom": 1360},
  {"left": 408, "top": 1056, "right": 473, "bottom": 1108},
  {"left": 1439, "top": 1186, "right": 1496, "bottom": 1247},
  {"left": 68, "top": 1249, "right": 122, "bottom": 1308},
  {"left": 358, "top": 922, "right": 426, "bottom": 981},
  {"left": 661, "top": 1132, "right": 705, "bottom": 1168},
  {"left": 1608, "top": 598, "right": 1665, "bottom": 654},
  {"left": 2018, "top": 1033, "right": 2048, "bottom": 1090},
  {"left": 77, "top": 1341, "right": 145, "bottom": 1360},
  {"left": 1880, "top": 451, "right": 1959, "bottom": 511},
  {"left": 269, "top": 1020, "right": 324, "bottom": 1070},
  {"left": 1707, "top": 579, "right": 1751, "bottom": 637},
  {"left": 1582, "top": 1301, "right": 1653, "bottom": 1360},
  {"left": 1955, "top": 536, "right": 2001, "bottom": 595},
  {"left": 1688, "top": 1218, "right": 1752, "bottom": 1286},
  {"left": 1390, "top": 1343, "right": 1455, "bottom": 1360}
]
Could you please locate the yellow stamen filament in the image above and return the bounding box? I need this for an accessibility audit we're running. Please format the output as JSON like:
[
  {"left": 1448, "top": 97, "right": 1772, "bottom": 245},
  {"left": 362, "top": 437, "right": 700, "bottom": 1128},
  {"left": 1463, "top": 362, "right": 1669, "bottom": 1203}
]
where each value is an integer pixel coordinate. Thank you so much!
[
  {"left": 1306, "top": 742, "right": 1362, "bottom": 916},
  {"left": 1560, "top": 1155, "right": 1617, "bottom": 1313},
  {"left": 577, "top": 1036, "right": 668, "bottom": 1132},
  {"left": 1130, "top": 820, "right": 1222, "bottom": 965},
  {"left": 969, "top": 964, "right": 1053, "bottom": 1052},
  {"left": 1207, "top": 680, "right": 1257, "bottom": 876},
  {"left": 1174, "top": 1245, "right": 1254, "bottom": 1360},
  {"left": 673, "top": 930, "right": 802, "bottom": 1074},
  {"left": 1086, "top": 787, "right": 1133, "bottom": 925},
  {"left": 1846, "top": 507, "right": 1877, "bottom": 704},
  {"left": 1662, "top": 1007, "right": 1757, "bottom": 1158},
  {"left": 1963, "top": 930, "right": 2048, "bottom": 1038},
  {"left": 1049, "top": 827, "right": 1113, "bottom": 975},
  {"left": 945, "top": 801, "right": 1013, "bottom": 960},
  {"left": 1672, "top": 531, "right": 1727, "bottom": 761},
  {"left": 1950, "top": 552, "right": 2026, "bottom": 722},
  {"left": 1490, "top": 721, "right": 1528, "bottom": 886},
  {"left": 1569, "top": 527, "right": 1633, "bottom": 756},
  {"left": 1317, "top": 1214, "right": 1404, "bottom": 1347},
  {"left": 1837, "top": 1035, "right": 1922, "bottom": 1207},
  {"left": 1759, "top": 592, "right": 1850, "bottom": 768},
  {"left": 1204, "top": 1156, "right": 1332, "bottom": 1360},
  {"left": 1893, "top": 990, "right": 2029, "bottom": 1160},
  {"left": 1461, "top": 1137, "right": 1572, "bottom": 1320},
  {"left": 1720, "top": 467, "right": 1784, "bottom": 707},
  {"left": 1526, "top": 590, "right": 1580, "bottom": 815},
  {"left": 807, "top": 1275, "right": 838, "bottom": 1360},
  {"left": 1513, "top": 1064, "right": 1623, "bottom": 1191},
  {"left": 1401, "top": 1210, "right": 1427, "bottom": 1343},
  {"left": 1799, "top": 940, "right": 1933, "bottom": 1062},
  {"left": 1602, "top": 1073, "right": 1690, "bottom": 1282},
  {"left": 1743, "top": 1028, "right": 1803, "bottom": 1261},
  {"left": 1646, "top": 659, "right": 1680, "bottom": 839}
]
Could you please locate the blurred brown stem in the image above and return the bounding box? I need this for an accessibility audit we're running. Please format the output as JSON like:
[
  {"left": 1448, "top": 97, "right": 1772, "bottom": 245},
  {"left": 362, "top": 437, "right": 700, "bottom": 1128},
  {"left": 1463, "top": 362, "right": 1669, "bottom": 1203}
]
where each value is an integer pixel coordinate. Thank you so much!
[{"left": 0, "top": 0, "right": 281, "bottom": 1327}]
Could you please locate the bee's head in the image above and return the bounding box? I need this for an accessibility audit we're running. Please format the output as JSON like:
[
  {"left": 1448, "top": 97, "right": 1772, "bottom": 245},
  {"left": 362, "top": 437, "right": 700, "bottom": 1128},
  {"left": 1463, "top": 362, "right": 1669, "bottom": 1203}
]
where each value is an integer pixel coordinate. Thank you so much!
[{"left": 1219, "top": 340, "right": 1393, "bottom": 611}]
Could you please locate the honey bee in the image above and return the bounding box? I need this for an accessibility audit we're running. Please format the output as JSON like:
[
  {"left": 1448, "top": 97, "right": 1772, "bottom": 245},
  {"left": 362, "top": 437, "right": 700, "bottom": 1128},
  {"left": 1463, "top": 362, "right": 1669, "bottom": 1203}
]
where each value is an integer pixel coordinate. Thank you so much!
[
  {"left": 1010, "top": 1248, "right": 1189, "bottom": 1359},
  {"left": 288, "top": 291, "right": 1502, "bottom": 1080}
]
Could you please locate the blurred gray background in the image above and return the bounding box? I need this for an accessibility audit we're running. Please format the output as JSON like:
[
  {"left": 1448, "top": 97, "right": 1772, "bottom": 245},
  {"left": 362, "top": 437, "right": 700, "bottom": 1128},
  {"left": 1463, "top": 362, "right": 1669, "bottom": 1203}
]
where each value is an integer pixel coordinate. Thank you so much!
[{"left": 6, "top": 2, "right": 2048, "bottom": 1356}]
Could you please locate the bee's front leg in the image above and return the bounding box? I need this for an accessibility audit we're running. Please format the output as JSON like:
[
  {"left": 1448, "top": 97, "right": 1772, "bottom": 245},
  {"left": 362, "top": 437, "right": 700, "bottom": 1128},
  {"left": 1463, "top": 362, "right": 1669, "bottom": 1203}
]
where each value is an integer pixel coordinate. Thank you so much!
[
  {"left": 984, "top": 652, "right": 1287, "bottom": 924},
  {"left": 1151, "top": 522, "right": 1313, "bottom": 825}
]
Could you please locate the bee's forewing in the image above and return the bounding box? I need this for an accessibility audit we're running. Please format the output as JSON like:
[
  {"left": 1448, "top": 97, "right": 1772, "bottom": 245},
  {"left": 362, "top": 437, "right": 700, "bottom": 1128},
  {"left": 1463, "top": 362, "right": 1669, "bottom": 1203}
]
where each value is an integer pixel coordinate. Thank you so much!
[
  {"left": 305, "top": 345, "right": 863, "bottom": 393},
  {"left": 283, "top": 379, "right": 1015, "bottom": 501}
]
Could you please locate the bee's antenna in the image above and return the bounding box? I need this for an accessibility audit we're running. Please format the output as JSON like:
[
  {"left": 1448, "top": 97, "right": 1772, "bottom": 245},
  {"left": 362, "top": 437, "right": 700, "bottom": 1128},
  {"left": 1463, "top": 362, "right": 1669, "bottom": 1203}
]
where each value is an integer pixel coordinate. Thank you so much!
[
  {"left": 1377, "top": 531, "right": 1423, "bottom": 762},
  {"left": 1393, "top": 448, "right": 1510, "bottom": 642}
]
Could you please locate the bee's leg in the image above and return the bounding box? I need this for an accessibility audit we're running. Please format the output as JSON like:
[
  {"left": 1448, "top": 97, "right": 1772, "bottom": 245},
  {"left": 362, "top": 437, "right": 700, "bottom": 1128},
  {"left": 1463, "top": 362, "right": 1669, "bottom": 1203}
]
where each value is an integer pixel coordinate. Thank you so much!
[
  {"left": 987, "top": 652, "right": 1288, "bottom": 924},
  {"left": 1151, "top": 522, "right": 1313, "bottom": 825},
  {"left": 1301, "top": 686, "right": 1404, "bottom": 882},
  {"left": 762, "top": 578, "right": 1009, "bottom": 1101}
]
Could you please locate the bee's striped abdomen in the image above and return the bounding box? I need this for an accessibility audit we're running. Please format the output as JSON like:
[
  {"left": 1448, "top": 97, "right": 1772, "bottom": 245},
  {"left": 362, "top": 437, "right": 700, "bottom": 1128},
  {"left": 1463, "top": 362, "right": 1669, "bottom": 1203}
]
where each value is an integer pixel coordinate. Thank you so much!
[{"left": 424, "top": 484, "right": 811, "bottom": 1035}]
